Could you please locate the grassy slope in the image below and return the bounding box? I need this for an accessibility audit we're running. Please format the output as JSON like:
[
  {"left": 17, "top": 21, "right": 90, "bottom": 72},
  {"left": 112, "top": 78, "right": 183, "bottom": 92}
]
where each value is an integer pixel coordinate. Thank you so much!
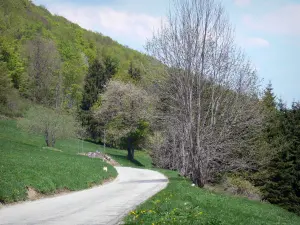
[
  {"left": 56, "top": 139, "right": 152, "bottom": 168},
  {"left": 0, "top": 119, "right": 151, "bottom": 203},
  {"left": 0, "top": 119, "right": 118, "bottom": 203},
  {"left": 123, "top": 171, "right": 300, "bottom": 225}
]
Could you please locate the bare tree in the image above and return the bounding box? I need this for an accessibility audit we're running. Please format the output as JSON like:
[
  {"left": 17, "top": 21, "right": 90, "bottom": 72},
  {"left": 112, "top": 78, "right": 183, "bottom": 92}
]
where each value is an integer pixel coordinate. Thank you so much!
[
  {"left": 147, "top": 0, "right": 262, "bottom": 186},
  {"left": 18, "top": 106, "right": 80, "bottom": 147},
  {"left": 25, "top": 36, "right": 62, "bottom": 107}
]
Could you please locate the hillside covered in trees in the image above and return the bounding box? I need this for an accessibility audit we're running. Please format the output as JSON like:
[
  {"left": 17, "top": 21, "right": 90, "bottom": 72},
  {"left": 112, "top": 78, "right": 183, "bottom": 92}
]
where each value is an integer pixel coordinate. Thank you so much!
[
  {"left": 0, "top": 0, "right": 152, "bottom": 113},
  {"left": 1, "top": 0, "right": 300, "bottom": 218}
]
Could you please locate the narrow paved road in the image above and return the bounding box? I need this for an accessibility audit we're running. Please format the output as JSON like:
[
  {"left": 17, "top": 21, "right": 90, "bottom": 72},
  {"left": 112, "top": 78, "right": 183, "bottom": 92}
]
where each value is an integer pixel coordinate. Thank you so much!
[{"left": 0, "top": 167, "right": 168, "bottom": 225}]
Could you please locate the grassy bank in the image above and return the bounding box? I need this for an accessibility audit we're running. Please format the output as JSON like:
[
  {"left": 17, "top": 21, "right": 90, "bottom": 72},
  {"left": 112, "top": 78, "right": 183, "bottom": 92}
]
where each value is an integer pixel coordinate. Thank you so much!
[
  {"left": 124, "top": 170, "right": 300, "bottom": 225},
  {"left": 0, "top": 119, "right": 118, "bottom": 203},
  {"left": 0, "top": 119, "right": 152, "bottom": 203}
]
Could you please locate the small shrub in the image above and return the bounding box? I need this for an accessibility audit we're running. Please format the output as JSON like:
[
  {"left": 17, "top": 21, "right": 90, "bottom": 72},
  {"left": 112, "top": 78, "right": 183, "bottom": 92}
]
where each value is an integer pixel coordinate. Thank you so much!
[
  {"left": 223, "top": 175, "right": 261, "bottom": 200},
  {"left": 0, "top": 92, "right": 30, "bottom": 118}
]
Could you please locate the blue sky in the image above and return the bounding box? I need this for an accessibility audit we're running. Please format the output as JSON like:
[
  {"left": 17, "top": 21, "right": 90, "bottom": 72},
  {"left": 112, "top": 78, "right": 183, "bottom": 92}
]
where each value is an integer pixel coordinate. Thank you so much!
[{"left": 33, "top": 0, "right": 300, "bottom": 104}]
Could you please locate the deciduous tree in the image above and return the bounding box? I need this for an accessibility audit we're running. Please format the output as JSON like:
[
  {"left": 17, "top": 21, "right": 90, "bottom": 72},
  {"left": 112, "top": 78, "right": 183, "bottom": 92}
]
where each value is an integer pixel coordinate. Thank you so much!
[
  {"left": 94, "top": 81, "right": 151, "bottom": 160},
  {"left": 24, "top": 36, "right": 62, "bottom": 107}
]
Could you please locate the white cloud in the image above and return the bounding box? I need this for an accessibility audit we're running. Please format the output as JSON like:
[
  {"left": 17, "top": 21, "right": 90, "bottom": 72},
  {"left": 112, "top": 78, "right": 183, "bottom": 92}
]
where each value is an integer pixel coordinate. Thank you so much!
[
  {"left": 44, "top": 3, "right": 163, "bottom": 46},
  {"left": 234, "top": 0, "right": 251, "bottom": 7},
  {"left": 243, "top": 4, "right": 300, "bottom": 36},
  {"left": 243, "top": 37, "right": 270, "bottom": 48}
]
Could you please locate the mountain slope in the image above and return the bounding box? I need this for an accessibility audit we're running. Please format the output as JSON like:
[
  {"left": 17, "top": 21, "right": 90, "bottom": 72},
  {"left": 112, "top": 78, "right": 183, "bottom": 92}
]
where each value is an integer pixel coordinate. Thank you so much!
[{"left": 0, "top": 0, "right": 152, "bottom": 109}]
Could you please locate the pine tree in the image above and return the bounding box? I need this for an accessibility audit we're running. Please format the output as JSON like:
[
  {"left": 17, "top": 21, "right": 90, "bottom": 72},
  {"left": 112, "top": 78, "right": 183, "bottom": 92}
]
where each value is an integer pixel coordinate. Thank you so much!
[
  {"left": 254, "top": 83, "right": 279, "bottom": 167},
  {"left": 81, "top": 59, "right": 105, "bottom": 111},
  {"left": 251, "top": 83, "right": 279, "bottom": 187},
  {"left": 81, "top": 57, "right": 118, "bottom": 111},
  {"left": 262, "top": 82, "right": 277, "bottom": 110},
  {"left": 128, "top": 61, "right": 142, "bottom": 80},
  {"left": 80, "top": 57, "right": 118, "bottom": 140},
  {"left": 265, "top": 102, "right": 300, "bottom": 215},
  {"left": 261, "top": 83, "right": 281, "bottom": 151}
]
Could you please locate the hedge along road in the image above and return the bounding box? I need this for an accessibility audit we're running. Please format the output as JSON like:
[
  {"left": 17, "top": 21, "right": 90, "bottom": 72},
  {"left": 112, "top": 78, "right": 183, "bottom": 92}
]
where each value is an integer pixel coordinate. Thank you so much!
[{"left": 0, "top": 167, "right": 168, "bottom": 225}]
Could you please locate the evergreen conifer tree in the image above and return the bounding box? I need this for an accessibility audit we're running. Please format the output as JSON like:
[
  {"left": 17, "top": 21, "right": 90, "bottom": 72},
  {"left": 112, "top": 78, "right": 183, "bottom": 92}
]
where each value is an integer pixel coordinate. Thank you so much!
[{"left": 265, "top": 102, "right": 300, "bottom": 215}]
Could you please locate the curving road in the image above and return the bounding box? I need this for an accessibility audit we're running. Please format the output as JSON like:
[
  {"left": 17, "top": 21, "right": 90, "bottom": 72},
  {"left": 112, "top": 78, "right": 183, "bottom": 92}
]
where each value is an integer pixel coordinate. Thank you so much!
[{"left": 0, "top": 167, "right": 168, "bottom": 225}]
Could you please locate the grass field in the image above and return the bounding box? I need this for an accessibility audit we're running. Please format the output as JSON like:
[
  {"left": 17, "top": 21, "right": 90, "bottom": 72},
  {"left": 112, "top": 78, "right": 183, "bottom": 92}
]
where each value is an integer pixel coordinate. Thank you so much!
[
  {"left": 124, "top": 170, "right": 300, "bottom": 225},
  {"left": 0, "top": 119, "right": 149, "bottom": 203}
]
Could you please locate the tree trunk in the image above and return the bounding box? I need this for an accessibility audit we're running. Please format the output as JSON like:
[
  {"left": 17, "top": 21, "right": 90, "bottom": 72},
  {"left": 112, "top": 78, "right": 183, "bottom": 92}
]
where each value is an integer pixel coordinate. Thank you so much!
[
  {"left": 45, "top": 130, "right": 51, "bottom": 147},
  {"left": 51, "top": 132, "right": 56, "bottom": 147},
  {"left": 127, "top": 137, "right": 134, "bottom": 161},
  {"left": 45, "top": 130, "right": 56, "bottom": 147}
]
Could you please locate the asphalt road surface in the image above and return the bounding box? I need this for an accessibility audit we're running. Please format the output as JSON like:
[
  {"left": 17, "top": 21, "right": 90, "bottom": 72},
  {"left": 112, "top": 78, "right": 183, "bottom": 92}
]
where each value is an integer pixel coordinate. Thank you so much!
[{"left": 0, "top": 167, "right": 168, "bottom": 225}]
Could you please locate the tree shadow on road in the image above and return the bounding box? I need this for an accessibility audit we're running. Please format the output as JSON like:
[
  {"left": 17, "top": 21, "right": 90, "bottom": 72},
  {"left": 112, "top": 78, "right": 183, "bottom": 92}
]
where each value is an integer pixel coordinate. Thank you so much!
[{"left": 107, "top": 153, "right": 145, "bottom": 167}]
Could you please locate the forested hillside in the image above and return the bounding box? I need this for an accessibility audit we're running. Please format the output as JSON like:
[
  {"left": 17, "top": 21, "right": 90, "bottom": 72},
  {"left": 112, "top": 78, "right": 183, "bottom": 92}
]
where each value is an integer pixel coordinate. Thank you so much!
[{"left": 0, "top": 0, "right": 152, "bottom": 112}]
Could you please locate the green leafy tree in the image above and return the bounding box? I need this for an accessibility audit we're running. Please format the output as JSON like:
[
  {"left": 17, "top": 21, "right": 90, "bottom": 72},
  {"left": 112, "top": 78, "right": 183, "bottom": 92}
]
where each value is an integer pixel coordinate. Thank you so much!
[
  {"left": 0, "top": 37, "right": 24, "bottom": 89},
  {"left": 62, "top": 53, "right": 88, "bottom": 109},
  {"left": 94, "top": 81, "right": 151, "bottom": 160},
  {"left": 0, "top": 62, "right": 11, "bottom": 105}
]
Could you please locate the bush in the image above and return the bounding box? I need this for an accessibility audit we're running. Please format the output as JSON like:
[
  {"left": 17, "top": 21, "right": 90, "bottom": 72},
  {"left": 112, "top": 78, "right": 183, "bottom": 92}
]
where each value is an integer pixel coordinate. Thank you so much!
[
  {"left": 222, "top": 175, "right": 261, "bottom": 200},
  {"left": 18, "top": 106, "right": 81, "bottom": 147},
  {"left": 0, "top": 91, "right": 30, "bottom": 118}
]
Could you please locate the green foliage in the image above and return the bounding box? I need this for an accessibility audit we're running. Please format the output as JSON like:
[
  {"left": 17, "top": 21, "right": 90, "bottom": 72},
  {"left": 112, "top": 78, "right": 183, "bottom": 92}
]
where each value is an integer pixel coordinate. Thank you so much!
[
  {"left": 0, "top": 36, "right": 25, "bottom": 89},
  {"left": 128, "top": 60, "right": 142, "bottom": 81},
  {"left": 0, "top": 61, "right": 11, "bottom": 104},
  {"left": 264, "top": 102, "right": 300, "bottom": 215},
  {"left": 262, "top": 82, "right": 277, "bottom": 111},
  {"left": 62, "top": 55, "right": 88, "bottom": 109},
  {"left": 81, "top": 58, "right": 118, "bottom": 111},
  {"left": 0, "top": 61, "right": 30, "bottom": 117},
  {"left": 79, "top": 57, "right": 118, "bottom": 140},
  {"left": 249, "top": 83, "right": 281, "bottom": 185},
  {"left": 260, "top": 83, "right": 281, "bottom": 150},
  {"left": 120, "top": 120, "right": 150, "bottom": 150},
  {"left": 94, "top": 81, "right": 152, "bottom": 159},
  {"left": 18, "top": 106, "right": 80, "bottom": 147},
  {"left": 124, "top": 170, "right": 300, "bottom": 225},
  {"left": 0, "top": 119, "right": 117, "bottom": 203}
]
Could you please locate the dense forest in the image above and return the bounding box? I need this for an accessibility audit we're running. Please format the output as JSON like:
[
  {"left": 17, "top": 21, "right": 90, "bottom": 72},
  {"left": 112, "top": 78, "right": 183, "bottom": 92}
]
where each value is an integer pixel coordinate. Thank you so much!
[{"left": 0, "top": 0, "right": 299, "bottom": 216}]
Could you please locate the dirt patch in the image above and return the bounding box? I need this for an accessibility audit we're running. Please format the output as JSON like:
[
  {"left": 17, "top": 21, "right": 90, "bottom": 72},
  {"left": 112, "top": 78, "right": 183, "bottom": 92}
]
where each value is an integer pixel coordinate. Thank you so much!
[
  {"left": 27, "top": 187, "right": 42, "bottom": 200},
  {"left": 24, "top": 178, "right": 115, "bottom": 203},
  {"left": 26, "top": 187, "right": 73, "bottom": 201},
  {"left": 79, "top": 151, "right": 120, "bottom": 166},
  {"left": 42, "top": 147, "right": 63, "bottom": 152},
  {"left": 0, "top": 115, "right": 10, "bottom": 120},
  {"left": 55, "top": 188, "right": 71, "bottom": 195},
  {"left": 101, "top": 177, "right": 116, "bottom": 185}
]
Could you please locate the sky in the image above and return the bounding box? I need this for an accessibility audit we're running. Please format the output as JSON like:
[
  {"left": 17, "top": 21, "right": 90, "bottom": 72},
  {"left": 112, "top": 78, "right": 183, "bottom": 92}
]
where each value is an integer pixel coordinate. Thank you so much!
[{"left": 33, "top": 0, "right": 300, "bottom": 104}]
